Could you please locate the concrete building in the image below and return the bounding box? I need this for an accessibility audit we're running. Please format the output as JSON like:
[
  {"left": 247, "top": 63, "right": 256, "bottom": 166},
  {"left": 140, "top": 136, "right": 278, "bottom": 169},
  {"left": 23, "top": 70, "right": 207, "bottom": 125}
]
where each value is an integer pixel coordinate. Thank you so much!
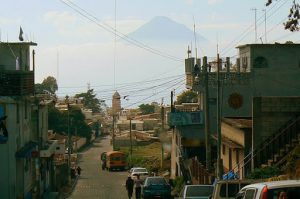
[
  {"left": 0, "top": 42, "right": 38, "bottom": 198},
  {"left": 171, "top": 43, "right": 300, "bottom": 180}
]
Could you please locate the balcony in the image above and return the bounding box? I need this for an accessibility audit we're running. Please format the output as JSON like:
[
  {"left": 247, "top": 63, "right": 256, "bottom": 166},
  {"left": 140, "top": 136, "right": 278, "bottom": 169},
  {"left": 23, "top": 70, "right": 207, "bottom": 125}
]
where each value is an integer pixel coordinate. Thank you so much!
[
  {"left": 168, "top": 111, "right": 204, "bottom": 126},
  {"left": 0, "top": 70, "right": 34, "bottom": 96}
]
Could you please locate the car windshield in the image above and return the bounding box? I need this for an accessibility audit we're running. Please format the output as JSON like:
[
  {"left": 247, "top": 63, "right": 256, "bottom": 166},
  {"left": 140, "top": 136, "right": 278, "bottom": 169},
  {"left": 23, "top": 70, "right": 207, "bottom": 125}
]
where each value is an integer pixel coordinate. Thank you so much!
[
  {"left": 134, "top": 168, "right": 147, "bottom": 173},
  {"left": 186, "top": 186, "right": 214, "bottom": 197},
  {"left": 146, "top": 178, "right": 166, "bottom": 185}
]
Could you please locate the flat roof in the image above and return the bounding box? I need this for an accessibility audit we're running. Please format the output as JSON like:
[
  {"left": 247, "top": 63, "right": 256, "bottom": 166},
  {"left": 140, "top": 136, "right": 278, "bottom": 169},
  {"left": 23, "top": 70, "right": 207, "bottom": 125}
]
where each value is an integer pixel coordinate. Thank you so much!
[
  {"left": 222, "top": 117, "right": 252, "bottom": 129},
  {"left": 0, "top": 41, "right": 37, "bottom": 46},
  {"left": 236, "top": 43, "right": 300, "bottom": 49}
]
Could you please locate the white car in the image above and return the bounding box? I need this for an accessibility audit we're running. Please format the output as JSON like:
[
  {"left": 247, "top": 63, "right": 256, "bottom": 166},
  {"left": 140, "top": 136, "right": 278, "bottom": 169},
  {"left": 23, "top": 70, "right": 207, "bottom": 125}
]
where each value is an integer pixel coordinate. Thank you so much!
[
  {"left": 177, "top": 184, "right": 214, "bottom": 199},
  {"left": 235, "top": 180, "right": 300, "bottom": 199},
  {"left": 130, "top": 167, "right": 149, "bottom": 181}
]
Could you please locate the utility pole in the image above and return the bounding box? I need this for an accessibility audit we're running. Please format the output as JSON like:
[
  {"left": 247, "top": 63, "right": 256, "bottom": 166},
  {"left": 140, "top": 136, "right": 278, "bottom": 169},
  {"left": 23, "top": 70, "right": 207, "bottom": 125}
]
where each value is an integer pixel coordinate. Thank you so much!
[
  {"left": 262, "top": 9, "right": 267, "bottom": 43},
  {"left": 112, "top": 114, "right": 115, "bottom": 150},
  {"left": 216, "top": 54, "right": 223, "bottom": 179},
  {"left": 203, "top": 56, "right": 211, "bottom": 171},
  {"left": 161, "top": 102, "right": 165, "bottom": 169},
  {"left": 65, "top": 95, "right": 72, "bottom": 185},
  {"left": 129, "top": 118, "right": 132, "bottom": 167}
]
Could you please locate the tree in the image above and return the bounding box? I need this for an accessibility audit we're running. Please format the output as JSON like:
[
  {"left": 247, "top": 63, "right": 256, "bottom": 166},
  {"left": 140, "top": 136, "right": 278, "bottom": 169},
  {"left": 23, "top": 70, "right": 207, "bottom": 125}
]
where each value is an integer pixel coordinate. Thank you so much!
[
  {"left": 138, "top": 104, "right": 155, "bottom": 115},
  {"left": 75, "top": 89, "right": 102, "bottom": 113},
  {"left": 266, "top": 0, "right": 300, "bottom": 31},
  {"left": 35, "top": 76, "right": 58, "bottom": 94},
  {"left": 175, "top": 90, "right": 198, "bottom": 104},
  {"left": 48, "top": 104, "right": 92, "bottom": 139}
]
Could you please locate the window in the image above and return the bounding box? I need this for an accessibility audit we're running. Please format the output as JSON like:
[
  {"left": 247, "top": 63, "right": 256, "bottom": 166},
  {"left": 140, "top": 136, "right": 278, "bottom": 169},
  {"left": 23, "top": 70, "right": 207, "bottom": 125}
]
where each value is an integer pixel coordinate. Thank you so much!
[
  {"left": 222, "top": 144, "right": 226, "bottom": 155},
  {"left": 244, "top": 189, "right": 256, "bottom": 199},
  {"left": 253, "top": 56, "right": 268, "bottom": 68},
  {"left": 220, "top": 184, "right": 240, "bottom": 197}
]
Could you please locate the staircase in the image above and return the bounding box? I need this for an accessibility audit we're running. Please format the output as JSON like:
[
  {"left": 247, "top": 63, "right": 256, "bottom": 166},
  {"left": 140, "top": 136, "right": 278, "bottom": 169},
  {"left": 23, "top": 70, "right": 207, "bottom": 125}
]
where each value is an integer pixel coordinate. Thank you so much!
[
  {"left": 254, "top": 115, "right": 300, "bottom": 168},
  {"left": 230, "top": 115, "right": 300, "bottom": 179}
]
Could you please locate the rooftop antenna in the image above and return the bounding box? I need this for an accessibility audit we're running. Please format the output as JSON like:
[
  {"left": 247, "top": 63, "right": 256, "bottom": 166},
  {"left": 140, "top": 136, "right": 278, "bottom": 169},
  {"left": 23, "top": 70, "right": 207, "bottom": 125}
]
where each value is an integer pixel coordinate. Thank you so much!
[
  {"left": 193, "top": 16, "right": 198, "bottom": 59},
  {"left": 262, "top": 9, "right": 267, "bottom": 43},
  {"left": 251, "top": 8, "right": 258, "bottom": 43}
]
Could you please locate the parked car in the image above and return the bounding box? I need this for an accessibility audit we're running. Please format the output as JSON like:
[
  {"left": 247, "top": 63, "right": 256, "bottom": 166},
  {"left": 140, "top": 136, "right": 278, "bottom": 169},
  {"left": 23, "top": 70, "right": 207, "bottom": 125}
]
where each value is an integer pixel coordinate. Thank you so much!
[
  {"left": 235, "top": 180, "right": 300, "bottom": 199},
  {"left": 142, "top": 176, "right": 172, "bottom": 199},
  {"left": 129, "top": 167, "right": 144, "bottom": 174},
  {"left": 177, "top": 185, "right": 214, "bottom": 199},
  {"left": 211, "top": 179, "right": 260, "bottom": 199},
  {"left": 131, "top": 167, "right": 149, "bottom": 181}
]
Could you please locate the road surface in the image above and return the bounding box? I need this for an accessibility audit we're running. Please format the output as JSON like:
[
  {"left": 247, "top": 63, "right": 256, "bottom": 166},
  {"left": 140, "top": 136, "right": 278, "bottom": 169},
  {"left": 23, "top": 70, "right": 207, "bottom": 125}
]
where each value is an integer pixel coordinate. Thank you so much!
[{"left": 69, "top": 136, "right": 129, "bottom": 199}]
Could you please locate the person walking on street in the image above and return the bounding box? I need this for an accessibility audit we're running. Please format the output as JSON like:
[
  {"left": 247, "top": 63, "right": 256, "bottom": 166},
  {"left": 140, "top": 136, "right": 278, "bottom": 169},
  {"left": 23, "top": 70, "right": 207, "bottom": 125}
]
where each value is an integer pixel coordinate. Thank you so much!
[
  {"left": 77, "top": 166, "right": 82, "bottom": 176},
  {"left": 125, "top": 175, "right": 134, "bottom": 199},
  {"left": 134, "top": 175, "right": 142, "bottom": 199}
]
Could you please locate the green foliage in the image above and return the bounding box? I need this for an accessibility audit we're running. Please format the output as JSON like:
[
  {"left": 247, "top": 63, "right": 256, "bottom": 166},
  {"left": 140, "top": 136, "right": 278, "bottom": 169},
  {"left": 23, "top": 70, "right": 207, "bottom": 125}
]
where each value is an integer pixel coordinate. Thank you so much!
[
  {"left": 75, "top": 89, "right": 102, "bottom": 113},
  {"left": 172, "top": 176, "right": 185, "bottom": 196},
  {"left": 48, "top": 104, "right": 92, "bottom": 139},
  {"left": 138, "top": 103, "right": 155, "bottom": 115},
  {"left": 35, "top": 76, "right": 58, "bottom": 94},
  {"left": 175, "top": 90, "right": 198, "bottom": 104},
  {"left": 266, "top": 0, "right": 300, "bottom": 32},
  {"left": 247, "top": 166, "right": 281, "bottom": 179}
]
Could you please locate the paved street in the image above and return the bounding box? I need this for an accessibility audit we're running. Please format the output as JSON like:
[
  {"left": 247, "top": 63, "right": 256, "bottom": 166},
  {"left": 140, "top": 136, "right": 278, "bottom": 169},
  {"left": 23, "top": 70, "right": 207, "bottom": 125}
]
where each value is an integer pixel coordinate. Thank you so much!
[{"left": 69, "top": 136, "right": 129, "bottom": 199}]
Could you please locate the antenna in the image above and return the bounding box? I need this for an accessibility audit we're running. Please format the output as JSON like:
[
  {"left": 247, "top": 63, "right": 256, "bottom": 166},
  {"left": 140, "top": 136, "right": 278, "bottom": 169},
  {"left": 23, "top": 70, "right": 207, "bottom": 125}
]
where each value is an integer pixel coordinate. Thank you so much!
[
  {"left": 251, "top": 8, "right": 257, "bottom": 43},
  {"left": 262, "top": 9, "right": 267, "bottom": 43},
  {"left": 193, "top": 16, "right": 198, "bottom": 59}
]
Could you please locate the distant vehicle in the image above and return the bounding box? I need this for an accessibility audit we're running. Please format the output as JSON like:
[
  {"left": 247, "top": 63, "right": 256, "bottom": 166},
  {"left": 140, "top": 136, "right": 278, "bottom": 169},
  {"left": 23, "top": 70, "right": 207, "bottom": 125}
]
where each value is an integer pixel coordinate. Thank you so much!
[
  {"left": 142, "top": 176, "right": 171, "bottom": 199},
  {"left": 235, "top": 180, "right": 300, "bottom": 199},
  {"left": 130, "top": 167, "right": 149, "bottom": 181},
  {"left": 129, "top": 167, "right": 144, "bottom": 174},
  {"left": 106, "top": 151, "right": 126, "bottom": 171},
  {"left": 211, "top": 179, "right": 260, "bottom": 199},
  {"left": 177, "top": 185, "right": 214, "bottom": 199}
]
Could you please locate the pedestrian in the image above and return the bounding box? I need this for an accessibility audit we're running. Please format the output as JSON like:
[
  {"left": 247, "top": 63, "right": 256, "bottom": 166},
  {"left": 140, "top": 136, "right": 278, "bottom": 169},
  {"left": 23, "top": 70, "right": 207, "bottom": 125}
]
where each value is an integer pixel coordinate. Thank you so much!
[
  {"left": 77, "top": 166, "right": 82, "bottom": 176},
  {"left": 125, "top": 175, "right": 134, "bottom": 199},
  {"left": 134, "top": 175, "right": 142, "bottom": 199}
]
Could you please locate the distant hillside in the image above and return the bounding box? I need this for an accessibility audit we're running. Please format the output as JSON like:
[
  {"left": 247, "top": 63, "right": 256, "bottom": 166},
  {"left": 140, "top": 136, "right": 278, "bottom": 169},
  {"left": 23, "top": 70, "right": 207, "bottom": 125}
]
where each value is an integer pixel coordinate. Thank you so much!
[{"left": 127, "top": 16, "right": 207, "bottom": 43}]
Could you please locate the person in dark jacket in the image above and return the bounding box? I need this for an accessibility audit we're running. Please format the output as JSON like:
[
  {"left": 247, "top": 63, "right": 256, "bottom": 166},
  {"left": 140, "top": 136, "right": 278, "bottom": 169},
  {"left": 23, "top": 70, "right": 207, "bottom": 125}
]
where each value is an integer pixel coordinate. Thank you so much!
[{"left": 125, "top": 176, "right": 134, "bottom": 199}]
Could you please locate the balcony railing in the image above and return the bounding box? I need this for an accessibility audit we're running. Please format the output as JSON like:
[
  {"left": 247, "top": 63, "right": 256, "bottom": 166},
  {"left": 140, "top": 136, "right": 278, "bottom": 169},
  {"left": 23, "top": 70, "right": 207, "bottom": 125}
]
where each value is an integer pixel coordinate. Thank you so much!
[{"left": 0, "top": 70, "right": 34, "bottom": 96}]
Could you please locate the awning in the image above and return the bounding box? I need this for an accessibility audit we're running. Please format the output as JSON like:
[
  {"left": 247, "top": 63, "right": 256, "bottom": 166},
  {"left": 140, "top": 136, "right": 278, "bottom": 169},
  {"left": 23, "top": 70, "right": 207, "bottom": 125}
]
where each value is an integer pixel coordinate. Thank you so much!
[{"left": 15, "top": 141, "right": 38, "bottom": 158}]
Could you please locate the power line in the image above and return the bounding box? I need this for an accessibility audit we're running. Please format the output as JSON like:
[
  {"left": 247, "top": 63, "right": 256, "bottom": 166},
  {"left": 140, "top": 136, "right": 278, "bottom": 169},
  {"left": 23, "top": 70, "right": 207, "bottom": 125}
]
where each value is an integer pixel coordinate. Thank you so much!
[
  {"left": 60, "top": 0, "right": 183, "bottom": 62},
  {"left": 220, "top": 0, "right": 288, "bottom": 56}
]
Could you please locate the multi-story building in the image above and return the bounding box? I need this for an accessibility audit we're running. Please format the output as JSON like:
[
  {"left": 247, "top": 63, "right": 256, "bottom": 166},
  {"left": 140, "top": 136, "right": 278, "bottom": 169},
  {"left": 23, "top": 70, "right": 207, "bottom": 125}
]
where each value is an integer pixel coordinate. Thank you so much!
[
  {"left": 171, "top": 43, "right": 300, "bottom": 180},
  {"left": 0, "top": 42, "right": 57, "bottom": 198}
]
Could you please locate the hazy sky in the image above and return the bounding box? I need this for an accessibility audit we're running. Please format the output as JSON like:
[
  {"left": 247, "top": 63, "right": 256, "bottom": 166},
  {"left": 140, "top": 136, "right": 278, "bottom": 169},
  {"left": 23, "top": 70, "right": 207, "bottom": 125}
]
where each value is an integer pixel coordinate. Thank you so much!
[{"left": 1, "top": 0, "right": 299, "bottom": 107}]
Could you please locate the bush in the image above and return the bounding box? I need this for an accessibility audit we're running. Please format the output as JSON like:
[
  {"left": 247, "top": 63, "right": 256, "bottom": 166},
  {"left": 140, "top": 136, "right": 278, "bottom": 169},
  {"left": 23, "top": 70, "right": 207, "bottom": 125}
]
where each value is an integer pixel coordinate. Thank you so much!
[
  {"left": 247, "top": 166, "right": 281, "bottom": 179},
  {"left": 171, "top": 176, "right": 184, "bottom": 196}
]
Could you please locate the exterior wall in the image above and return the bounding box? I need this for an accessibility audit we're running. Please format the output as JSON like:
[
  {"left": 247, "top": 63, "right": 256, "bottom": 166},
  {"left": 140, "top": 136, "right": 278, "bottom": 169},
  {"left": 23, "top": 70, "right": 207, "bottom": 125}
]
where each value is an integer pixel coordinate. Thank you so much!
[
  {"left": 253, "top": 97, "right": 300, "bottom": 148},
  {"left": 221, "top": 122, "right": 249, "bottom": 178},
  {"left": 0, "top": 43, "right": 32, "bottom": 71},
  {"left": 222, "top": 123, "right": 245, "bottom": 146}
]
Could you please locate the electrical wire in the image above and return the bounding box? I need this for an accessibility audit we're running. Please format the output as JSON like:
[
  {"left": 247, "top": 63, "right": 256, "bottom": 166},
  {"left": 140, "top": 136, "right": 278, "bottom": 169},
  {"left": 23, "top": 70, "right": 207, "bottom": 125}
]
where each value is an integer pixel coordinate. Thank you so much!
[{"left": 60, "top": 0, "right": 183, "bottom": 62}]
